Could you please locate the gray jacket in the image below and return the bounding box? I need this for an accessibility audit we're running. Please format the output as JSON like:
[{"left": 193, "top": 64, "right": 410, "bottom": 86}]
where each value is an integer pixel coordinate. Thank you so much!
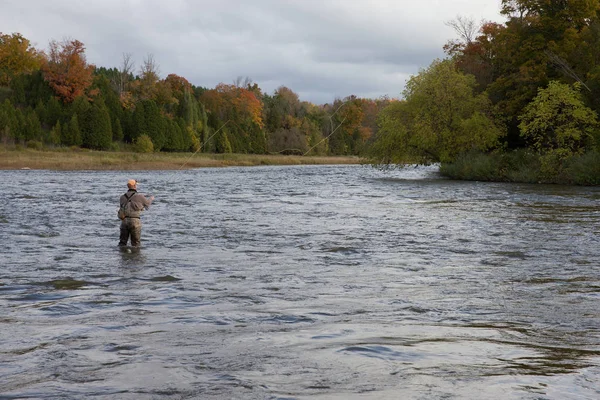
[{"left": 120, "top": 189, "right": 153, "bottom": 218}]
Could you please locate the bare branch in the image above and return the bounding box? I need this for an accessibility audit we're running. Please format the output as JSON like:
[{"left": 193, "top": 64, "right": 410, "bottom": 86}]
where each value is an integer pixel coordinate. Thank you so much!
[
  {"left": 445, "top": 16, "right": 479, "bottom": 45},
  {"left": 118, "top": 52, "right": 134, "bottom": 94}
]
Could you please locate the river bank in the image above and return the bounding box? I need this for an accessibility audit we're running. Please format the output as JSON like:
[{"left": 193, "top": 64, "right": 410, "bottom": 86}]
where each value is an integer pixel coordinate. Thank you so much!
[{"left": 0, "top": 148, "right": 360, "bottom": 170}]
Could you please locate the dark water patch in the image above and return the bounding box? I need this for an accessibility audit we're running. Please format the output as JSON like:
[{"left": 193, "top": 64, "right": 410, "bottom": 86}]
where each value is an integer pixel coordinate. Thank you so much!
[
  {"left": 262, "top": 314, "right": 316, "bottom": 324},
  {"left": 10, "top": 292, "right": 72, "bottom": 302},
  {"left": 8, "top": 342, "right": 51, "bottom": 355},
  {"left": 308, "top": 311, "right": 337, "bottom": 317},
  {"left": 226, "top": 294, "right": 264, "bottom": 305},
  {"left": 122, "top": 308, "right": 155, "bottom": 315},
  {"left": 338, "top": 345, "right": 418, "bottom": 362},
  {"left": 36, "top": 231, "right": 60, "bottom": 238},
  {"left": 311, "top": 330, "right": 353, "bottom": 340},
  {"left": 42, "top": 278, "right": 92, "bottom": 290},
  {"left": 104, "top": 343, "right": 141, "bottom": 353},
  {"left": 148, "top": 275, "right": 182, "bottom": 282},
  {"left": 524, "top": 276, "right": 599, "bottom": 285},
  {"left": 494, "top": 251, "right": 528, "bottom": 259},
  {"left": 402, "top": 305, "right": 432, "bottom": 314},
  {"left": 85, "top": 299, "right": 115, "bottom": 305},
  {"left": 40, "top": 303, "right": 87, "bottom": 316},
  {"left": 186, "top": 316, "right": 231, "bottom": 325}
]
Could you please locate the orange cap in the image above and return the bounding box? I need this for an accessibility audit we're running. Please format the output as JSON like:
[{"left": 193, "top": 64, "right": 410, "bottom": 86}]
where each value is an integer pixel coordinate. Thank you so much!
[{"left": 127, "top": 179, "right": 137, "bottom": 188}]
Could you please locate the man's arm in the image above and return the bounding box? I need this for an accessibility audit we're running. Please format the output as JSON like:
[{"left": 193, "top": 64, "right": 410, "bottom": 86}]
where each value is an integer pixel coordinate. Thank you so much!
[{"left": 144, "top": 195, "right": 155, "bottom": 210}]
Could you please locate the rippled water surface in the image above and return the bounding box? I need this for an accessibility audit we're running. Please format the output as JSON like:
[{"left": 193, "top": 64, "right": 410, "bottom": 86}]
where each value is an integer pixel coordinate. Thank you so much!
[{"left": 1, "top": 165, "right": 599, "bottom": 399}]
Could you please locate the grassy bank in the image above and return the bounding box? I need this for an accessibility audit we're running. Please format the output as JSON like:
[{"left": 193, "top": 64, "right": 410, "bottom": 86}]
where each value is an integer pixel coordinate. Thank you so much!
[
  {"left": 0, "top": 147, "right": 360, "bottom": 170},
  {"left": 440, "top": 150, "right": 600, "bottom": 186}
]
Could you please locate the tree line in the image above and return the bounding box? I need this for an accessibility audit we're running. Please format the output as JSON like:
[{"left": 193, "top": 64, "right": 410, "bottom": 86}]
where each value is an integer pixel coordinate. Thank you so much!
[
  {"left": 367, "top": 0, "right": 600, "bottom": 184},
  {"left": 3, "top": 0, "right": 600, "bottom": 184},
  {"left": 0, "top": 34, "right": 390, "bottom": 155}
]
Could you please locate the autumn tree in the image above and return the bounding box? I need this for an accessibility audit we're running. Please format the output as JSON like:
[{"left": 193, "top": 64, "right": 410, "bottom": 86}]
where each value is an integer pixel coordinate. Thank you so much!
[
  {"left": 444, "top": 17, "right": 495, "bottom": 91},
  {"left": 265, "top": 86, "right": 312, "bottom": 154},
  {"left": 201, "top": 83, "right": 265, "bottom": 153},
  {"left": 133, "top": 53, "right": 160, "bottom": 101},
  {"left": 0, "top": 32, "right": 45, "bottom": 86},
  {"left": 42, "top": 39, "right": 95, "bottom": 103},
  {"left": 368, "top": 59, "right": 504, "bottom": 165}
]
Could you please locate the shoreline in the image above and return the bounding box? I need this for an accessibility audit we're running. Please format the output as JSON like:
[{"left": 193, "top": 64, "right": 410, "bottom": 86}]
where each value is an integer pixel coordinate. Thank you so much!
[{"left": 0, "top": 149, "right": 361, "bottom": 170}]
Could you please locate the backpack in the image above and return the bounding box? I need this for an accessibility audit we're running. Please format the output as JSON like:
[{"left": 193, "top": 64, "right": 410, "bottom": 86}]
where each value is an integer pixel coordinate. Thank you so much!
[{"left": 118, "top": 192, "right": 135, "bottom": 220}]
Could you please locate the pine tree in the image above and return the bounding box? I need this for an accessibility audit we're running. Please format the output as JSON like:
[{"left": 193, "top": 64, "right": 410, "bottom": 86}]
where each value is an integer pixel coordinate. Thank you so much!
[
  {"left": 9, "top": 76, "right": 26, "bottom": 105},
  {"left": 45, "top": 96, "right": 62, "bottom": 128},
  {"left": 24, "top": 108, "right": 42, "bottom": 141},
  {"left": 34, "top": 100, "right": 47, "bottom": 128},
  {"left": 113, "top": 118, "right": 123, "bottom": 142},
  {"left": 47, "top": 120, "right": 61, "bottom": 145},
  {"left": 132, "top": 101, "right": 146, "bottom": 140},
  {"left": 82, "top": 102, "right": 112, "bottom": 150},
  {"left": 62, "top": 113, "right": 82, "bottom": 146}
]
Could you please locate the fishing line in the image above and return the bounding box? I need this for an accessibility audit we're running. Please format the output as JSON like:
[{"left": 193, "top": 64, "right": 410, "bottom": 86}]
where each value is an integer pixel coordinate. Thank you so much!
[
  {"left": 162, "top": 119, "right": 231, "bottom": 184},
  {"left": 264, "top": 99, "right": 352, "bottom": 156},
  {"left": 303, "top": 99, "right": 351, "bottom": 156},
  {"left": 303, "top": 116, "right": 347, "bottom": 156},
  {"left": 160, "top": 97, "right": 351, "bottom": 186}
]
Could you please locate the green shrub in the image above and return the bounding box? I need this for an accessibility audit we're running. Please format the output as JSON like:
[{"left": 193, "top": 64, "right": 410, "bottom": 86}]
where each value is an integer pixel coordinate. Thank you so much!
[
  {"left": 440, "top": 151, "right": 503, "bottom": 181},
  {"left": 109, "top": 141, "right": 121, "bottom": 152},
  {"left": 565, "top": 151, "right": 600, "bottom": 185},
  {"left": 26, "top": 140, "right": 43, "bottom": 150},
  {"left": 440, "top": 150, "right": 542, "bottom": 183},
  {"left": 502, "top": 149, "right": 540, "bottom": 183},
  {"left": 134, "top": 134, "right": 154, "bottom": 153}
]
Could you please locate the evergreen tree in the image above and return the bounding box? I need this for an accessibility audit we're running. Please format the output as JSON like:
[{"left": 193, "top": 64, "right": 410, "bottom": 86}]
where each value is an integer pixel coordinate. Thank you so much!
[
  {"left": 113, "top": 118, "right": 123, "bottom": 142},
  {"left": 47, "top": 120, "right": 61, "bottom": 145},
  {"left": 34, "top": 100, "right": 47, "bottom": 128},
  {"left": 0, "top": 99, "right": 17, "bottom": 143},
  {"left": 45, "top": 96, "right": 62, "bottom": 128},
  {"left": 132, "top": 101, "right": 146, "bottom": 140},
  {"left": 10, "top": 75, "right": 26, "bottom": 105},
  {"left": 81, "top": 102, "right": 112, "bottom": 150},
  {"left": 62, "top": 114, "right": 82, "bottom": 146},
  {"left": 143, "top": 100, "right": 166, "bottom": 150},
  {"left": 215, "top": 128, "right": 232, "bottom": 153},
  {"left": 120, "top": 110, "right": 134, "bottom": 143},
  {"left": 24, "top": 108, "right": 42, "bottom": 141},
  {"left": 70, "top": 96, "right": 91, "bottom": 123}
]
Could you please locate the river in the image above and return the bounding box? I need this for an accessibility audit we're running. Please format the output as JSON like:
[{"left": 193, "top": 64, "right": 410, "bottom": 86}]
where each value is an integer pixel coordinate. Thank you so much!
[{"left": 0, "top": 165, "right": 599, "bottom": 399}]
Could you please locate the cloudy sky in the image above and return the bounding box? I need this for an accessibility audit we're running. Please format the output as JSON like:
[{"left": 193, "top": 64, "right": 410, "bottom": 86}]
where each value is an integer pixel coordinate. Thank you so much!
[{"left": 1, "top": 0, "right": 503, "bottom": 104}]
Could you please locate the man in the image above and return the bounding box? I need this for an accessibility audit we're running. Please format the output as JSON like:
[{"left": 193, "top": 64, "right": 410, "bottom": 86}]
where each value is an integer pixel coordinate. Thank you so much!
[{"left": 119, "top": 179, "right": 154, "bottom": 247}]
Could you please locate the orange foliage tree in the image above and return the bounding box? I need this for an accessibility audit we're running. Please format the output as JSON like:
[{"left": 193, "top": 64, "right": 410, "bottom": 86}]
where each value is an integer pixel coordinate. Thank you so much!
[
  {"left": 0, "top": 32, "right": 45, "bottom": 86},
  {"left": 203, "top": 83, "right": 264, "bottom": 128},
  {"left": 202, "top": 83, "right": 265, "bottom": 152},
  {"left": 42, "top": 39, "right": 95, "bottom": 103}
]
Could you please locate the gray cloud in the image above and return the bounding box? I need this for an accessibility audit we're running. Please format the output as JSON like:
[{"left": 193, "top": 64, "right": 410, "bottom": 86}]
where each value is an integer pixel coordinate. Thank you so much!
[{"left": 0, "top": 0, "right": 502, "bottom": 104}]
